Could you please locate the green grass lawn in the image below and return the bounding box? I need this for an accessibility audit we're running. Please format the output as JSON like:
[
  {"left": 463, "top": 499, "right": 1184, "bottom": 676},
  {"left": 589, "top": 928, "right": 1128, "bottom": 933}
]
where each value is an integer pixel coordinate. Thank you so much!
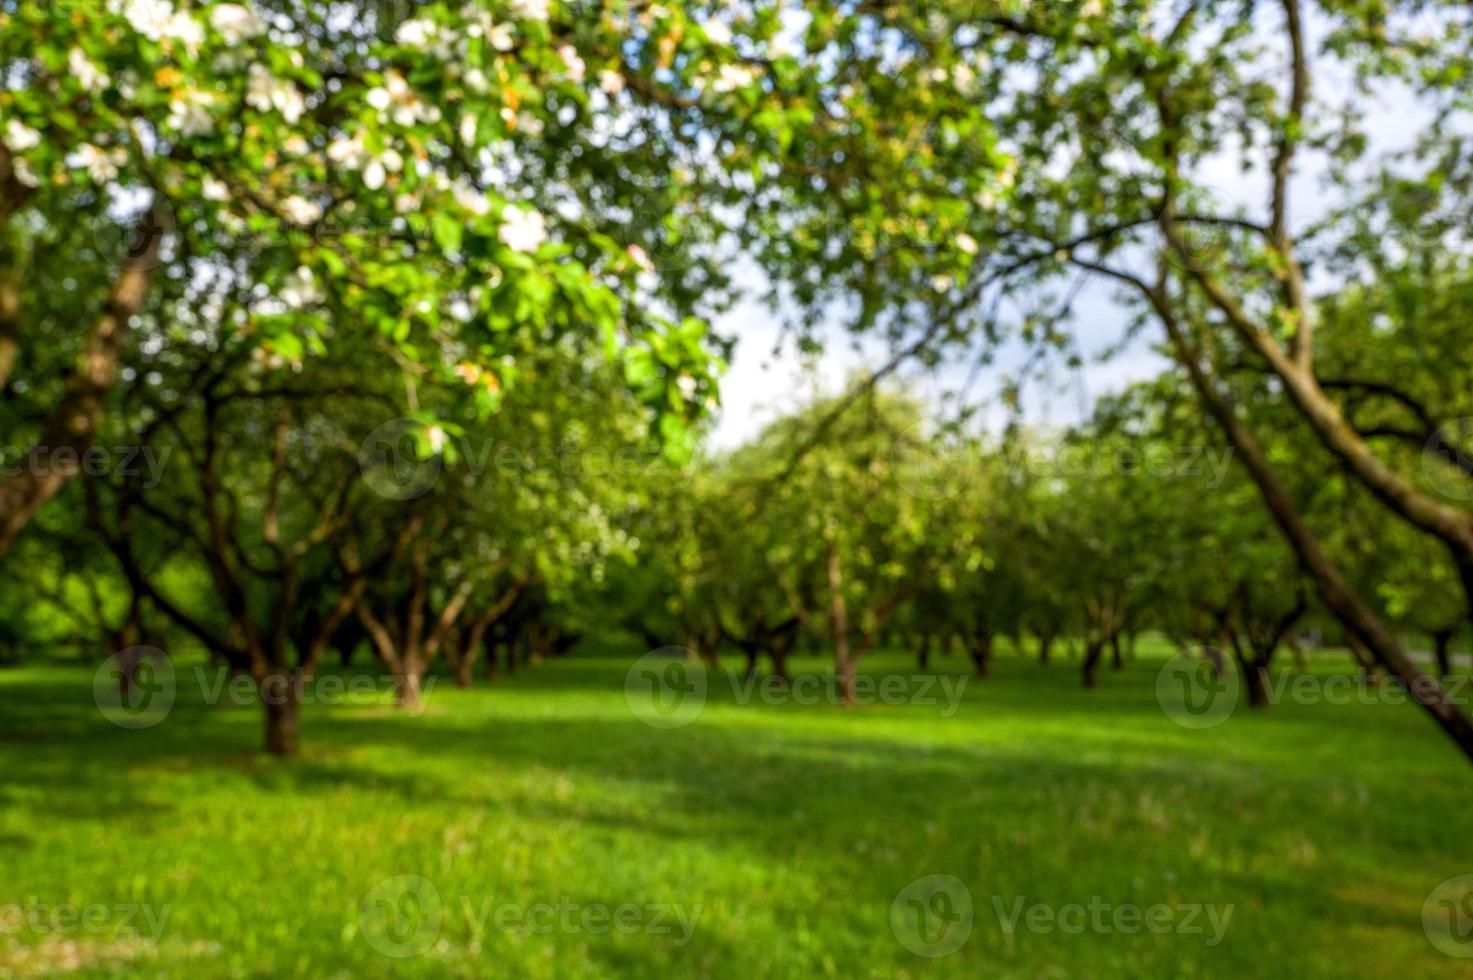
[{"left": 2, "top": 640, "right": 1471, "bottom": 978}]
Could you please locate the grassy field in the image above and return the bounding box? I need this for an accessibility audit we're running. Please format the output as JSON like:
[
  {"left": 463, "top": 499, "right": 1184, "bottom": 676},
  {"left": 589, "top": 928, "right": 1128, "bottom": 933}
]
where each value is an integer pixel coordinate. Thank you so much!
[{"left": 2, "top": 640, "right": 1471, "bottom": 978}]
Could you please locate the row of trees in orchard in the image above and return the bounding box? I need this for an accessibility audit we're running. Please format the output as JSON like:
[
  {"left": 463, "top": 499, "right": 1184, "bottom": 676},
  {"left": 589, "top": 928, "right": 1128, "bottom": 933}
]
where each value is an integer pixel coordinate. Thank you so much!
[{"left": 605, "top": 373, "right": 1471, "bottom": 713}]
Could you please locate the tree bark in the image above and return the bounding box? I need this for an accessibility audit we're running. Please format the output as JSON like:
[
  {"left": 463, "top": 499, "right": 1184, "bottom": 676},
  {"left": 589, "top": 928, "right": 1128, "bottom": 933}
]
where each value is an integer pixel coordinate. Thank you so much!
[
  {"left": 262, "top": 672, "right": 300, "bottom": 757},
  {"left": 1154, "top": 296, "right": 1473, "bottom": 762},
  {"left": 1082, "top": 640, "right": 1104, "bottom": 689},
  {"left": 1433, "top": 629, "right": 1455, "bottom": 679},
  {"left": 827, "top": 544, "right": 856, "bottom": 705},
  {"left": 970, "top": 632, "right": 993, "bottom": 677},
  {"left": 0, "top": 209, "right": 164, "bottom": 556}
]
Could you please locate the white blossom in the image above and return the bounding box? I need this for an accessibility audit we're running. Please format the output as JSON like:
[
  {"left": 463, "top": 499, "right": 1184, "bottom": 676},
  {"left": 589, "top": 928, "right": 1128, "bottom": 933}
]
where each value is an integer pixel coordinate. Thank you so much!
[
  {"left": 12, "top": 158, "right": 39, "bottom": 188},
  {"left": 115, "top": 0, "right": 174, "bottom": 41},
  {"left": 246, "top": 64, "right": 305, "bottom": 123},
  {"left": 280, "top": 195, "right": 322, "bottom": 225},
  {"left": 598, "top": 69, "right": 625, "bottom": 95},
  {"left": 210, "top": 3, "right": 267, "bottom": 43},
  {"left": 676, "top": 374, "right": 698, "bottom": 399},
  {"left": 366, "top": 71, "right": 440, "bottom": 126},
  {"left": 453, "top": 181, "right": 491, "bottom": 217},
  {"left": 489, "top": 24, "right": 514, "bottom": 51},
  {"left": 2, "top": 119, "right": 41, "bottom": 152},
  {"left": 279, "top": 265, "right": 322, "bottom": 309},
  {"left": 166, "top": 89, "right": 215, "bottom": 136},
  {"left": 69, "top": 48, "right": 110, "bottom": 93},
  {"left": 201, "top": 176, "right": 230, "bottom": 201},
  {"left": 165, "top": 11, "right": 204, "bottom": 52},
  {"left": 509, "top": 0, "right": 549, "bottom": 21},
  {"left": 711, "top": 64, "right": 757, "bottom": 94},
  {"left": 558, "top": 45, "right": 586, "bottom": 83},
  {"left": 327, "top": 135, "right": 367, "bottom": 168},
  {"left": 395, "top": 18, "right": 437, "bottom": 48},
  {"left": 703, "top": 20, "right": 733, "bottom": 45},
  {"left": 67, "top": 143, "right": 122, "bottom": 183},
  {"left": 498, "top": 205, "right": 546, "bottom": 253},
  {"left": 956, "top": 232, "right": 979, "bottom": 256}
]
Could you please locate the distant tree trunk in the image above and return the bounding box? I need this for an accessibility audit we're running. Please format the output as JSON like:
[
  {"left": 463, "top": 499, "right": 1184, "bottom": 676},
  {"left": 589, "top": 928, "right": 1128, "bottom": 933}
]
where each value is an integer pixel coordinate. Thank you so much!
[
  {"left": 828, "top": 544, "right": 856, "bottom": 705},
  {"left": 262, "top": 671, "right": 300, "bottom": 757},
  {"left": 743, "top": 644, "right": 760, "bottom": 680},
  {"left": 1036, "top": 629, "right": 1055, "bottom": 666},
  {"left": 970, "top": 632, "right": 993, "bottom": 677},
  {"left": 768, "top": 622, "right": 797, "bottom": 687},
  {"left": 1345, "top": 632, "right": 1381, "bottom": 681},
  {"left": 1432, "top": 629, "right": 1455, "bottom": 678},
  {"left": 1110, "top": 633, "right": 1124, "bottom": 670},
  {"left": 917, "top": 633, "right": 932, "bottom": 671},
  {"left": 1286, "top": 632, "right": 1307, "bottom": 671},
  {"left": 1082, "top": 641, "right": 1105, "bottom": 689},
  {"left": 454, "top": 651, "right": 474, "bottom": 688},
  {"left": 1240, "top": 657, "right": 1272, "bottom": 709}
]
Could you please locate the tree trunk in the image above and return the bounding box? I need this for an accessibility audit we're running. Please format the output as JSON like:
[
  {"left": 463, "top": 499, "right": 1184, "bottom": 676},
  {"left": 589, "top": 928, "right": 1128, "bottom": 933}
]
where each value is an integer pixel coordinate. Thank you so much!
[
  {"left": 917, "top": 633, "right": 932, "bottom": 671},
  {"left": 1037, "top": 630, "right": 1054, "bottom": 666},
  {"left": 1155, "top": 299, "right": 1473, "bottom": 763},
  {"left": 827, "top": 544, "right": 856, "bottom": 705},
  {"left": 1286, "top": 633, "right": 1307, "bottom": 671},
  {"left": 262, "top": 672, "right": 300, "bottom": 757},
  {"left": 970, "top": 632, "right": 993, "bottom": 677},
  {"left": 1082, "top": 641, "right": 1104, "bottom": 689},
  {"left": 1242, "top": 659, "right": 1272, "bottom": 709},
  {"left": 454, "top": 650, "right": 475, "bottom": 688},
  {"left": 0, "top": 206, "right": 164, "bottom": 557},
  {"left": 1110, "top": 633, "right": 1124, "bottom": 670},
  {"left": 398, "top": 662, "right": 424, "bottom": 710},
  {"left": 1433, "top": 629, "right": 1455, "bottom": 679}
]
